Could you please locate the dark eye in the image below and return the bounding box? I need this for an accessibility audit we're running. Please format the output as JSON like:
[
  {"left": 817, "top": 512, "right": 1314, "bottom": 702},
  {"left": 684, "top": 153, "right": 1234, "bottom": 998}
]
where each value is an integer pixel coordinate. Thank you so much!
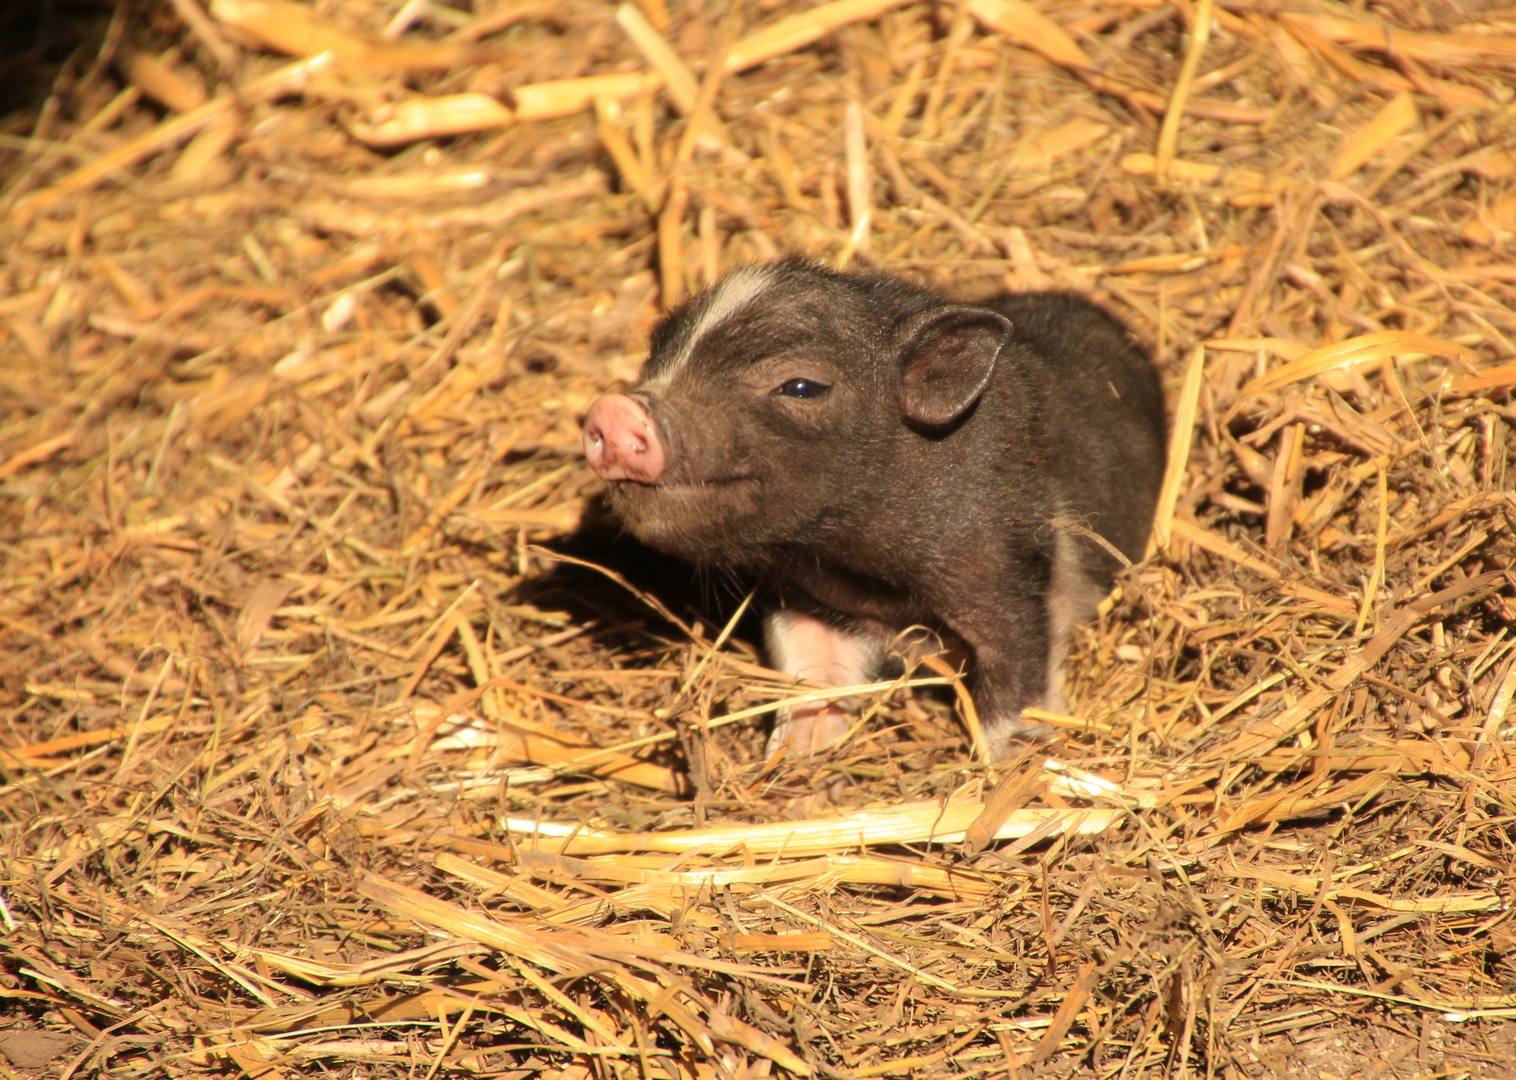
[{"left": 775, "top": 378, "right": 831, "bottom": 399}]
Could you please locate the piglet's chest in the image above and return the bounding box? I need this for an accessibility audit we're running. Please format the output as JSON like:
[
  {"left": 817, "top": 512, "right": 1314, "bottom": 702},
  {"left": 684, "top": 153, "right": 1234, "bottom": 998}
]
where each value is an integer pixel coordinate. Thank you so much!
[
  {"left": 775, "top": 558, "right": 936, "bottom": 628},
  {"left": 776, "top": 506, "right": 1034, "bottom": 624}
]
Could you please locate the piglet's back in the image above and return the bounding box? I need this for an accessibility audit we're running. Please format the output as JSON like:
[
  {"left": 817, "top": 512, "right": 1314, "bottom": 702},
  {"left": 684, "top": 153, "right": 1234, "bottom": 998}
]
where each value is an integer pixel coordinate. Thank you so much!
[{"left": 984, "top": 291, "right": 1166, "bottom": 566}]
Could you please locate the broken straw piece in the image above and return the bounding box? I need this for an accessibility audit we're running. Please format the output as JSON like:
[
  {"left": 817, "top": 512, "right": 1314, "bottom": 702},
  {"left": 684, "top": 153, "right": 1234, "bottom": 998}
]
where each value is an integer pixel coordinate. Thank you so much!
[
  {"left": 169, "top": 117, "right": 239, "bottom": 181},
  {"left": 1241, "top": 330, "right": 1477, "bottom": 397},
  {"left": 511, "top": 72, "right": 659, "bottom": 122},
  {"left": 211, "top": 0, "right": 480, "bottom": 70},
  {"left": 969, "top": 0, "right": 1092, "bottom": 70},
  {"left": 348, "top": 93, "right": 514, "bottom": 147},
  {"left": 117, "top": 47, "right": 207, "bottom": 112},
  {"left": 501, "top": 799, "right": 1120, "bottom": 856},
  {"left": 1120, "top": 152, "right": 1299, "bottom": 207},
  {"left": 1331, "top": 91, "right": 1417, "bottom": 181}
]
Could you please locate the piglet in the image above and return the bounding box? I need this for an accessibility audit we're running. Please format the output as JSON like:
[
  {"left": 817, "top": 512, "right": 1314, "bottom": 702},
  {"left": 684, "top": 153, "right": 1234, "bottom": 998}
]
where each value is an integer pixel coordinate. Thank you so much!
[{"left": 583, "top": 258, "right": 1166, "bottom": 762}]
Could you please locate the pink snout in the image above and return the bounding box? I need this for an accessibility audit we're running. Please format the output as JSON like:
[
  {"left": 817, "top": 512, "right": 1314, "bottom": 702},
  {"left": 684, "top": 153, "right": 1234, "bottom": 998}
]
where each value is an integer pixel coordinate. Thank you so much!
[{"left": 583, "top": 394, "right": 666, "bottom": 483}]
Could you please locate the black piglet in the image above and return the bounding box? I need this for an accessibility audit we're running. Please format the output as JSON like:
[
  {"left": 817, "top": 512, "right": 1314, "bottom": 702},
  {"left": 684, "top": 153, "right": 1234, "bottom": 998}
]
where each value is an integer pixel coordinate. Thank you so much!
[{"left": 584, "top": 257, "right": 1166, "bottom": 762}]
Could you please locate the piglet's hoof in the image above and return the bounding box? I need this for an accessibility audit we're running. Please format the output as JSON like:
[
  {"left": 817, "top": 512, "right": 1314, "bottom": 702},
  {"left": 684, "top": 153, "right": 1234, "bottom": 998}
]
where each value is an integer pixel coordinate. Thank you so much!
[
  {"left": 765, "top": 703, "right": 851, "bottom": 762},
  {"left": 765, "top": 704, "right": 851, "bottom": 810},
  {"left": 984, "top": 717, "right": 1058, "bottom": 762}
]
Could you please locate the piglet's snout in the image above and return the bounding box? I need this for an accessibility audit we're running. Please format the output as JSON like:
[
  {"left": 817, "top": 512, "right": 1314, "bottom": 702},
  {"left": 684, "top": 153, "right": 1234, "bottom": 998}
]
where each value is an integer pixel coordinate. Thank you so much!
[{"left": 583, "top": 394, "right": 667, "bottom": 483}]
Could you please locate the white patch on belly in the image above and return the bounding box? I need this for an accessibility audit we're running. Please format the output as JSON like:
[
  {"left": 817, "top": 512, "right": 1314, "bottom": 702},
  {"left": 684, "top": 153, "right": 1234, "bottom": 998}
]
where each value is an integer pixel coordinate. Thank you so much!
[
  {"left": 646, "top": 266, "right": 778, "bottom": 385},
  {"left": 764, "top": 608, "right": 887, "bottom": 758}
]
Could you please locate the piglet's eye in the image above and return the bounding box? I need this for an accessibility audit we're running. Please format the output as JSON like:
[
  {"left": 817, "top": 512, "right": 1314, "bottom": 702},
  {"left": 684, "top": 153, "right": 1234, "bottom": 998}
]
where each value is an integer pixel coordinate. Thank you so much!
[{"left": 775, "top": 378, "right": 831, "bottom": 399}]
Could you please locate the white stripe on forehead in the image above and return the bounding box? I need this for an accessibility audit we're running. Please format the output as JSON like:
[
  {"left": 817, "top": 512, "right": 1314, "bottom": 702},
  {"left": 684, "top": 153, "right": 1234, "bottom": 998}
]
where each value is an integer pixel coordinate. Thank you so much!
[{"left": 645, "top": 266, "right": 778, "bottom": 385}]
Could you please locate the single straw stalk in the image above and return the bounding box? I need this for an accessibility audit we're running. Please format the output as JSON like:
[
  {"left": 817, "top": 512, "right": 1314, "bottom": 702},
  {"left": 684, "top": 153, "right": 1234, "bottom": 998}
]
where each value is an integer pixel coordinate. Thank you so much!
[
  {"left": 1151, "top": 343, "right": 1206, "bottom": 552},
  {"left": 1154, "top": 0, "right": 1216, "bottom": 186}
]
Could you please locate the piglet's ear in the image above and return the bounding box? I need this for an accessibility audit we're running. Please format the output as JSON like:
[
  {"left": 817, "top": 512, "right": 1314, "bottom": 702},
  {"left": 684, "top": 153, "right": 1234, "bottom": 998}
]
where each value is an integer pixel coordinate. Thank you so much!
[{"left": 899, "top": 306, "right": 1010, "bottom": 427}]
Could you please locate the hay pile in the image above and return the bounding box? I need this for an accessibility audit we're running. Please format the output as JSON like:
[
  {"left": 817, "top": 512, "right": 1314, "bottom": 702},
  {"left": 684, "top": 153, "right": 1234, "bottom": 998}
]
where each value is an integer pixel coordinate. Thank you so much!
[{"left": 2, "top": 0, "right": 1515, "bottom": 1075}]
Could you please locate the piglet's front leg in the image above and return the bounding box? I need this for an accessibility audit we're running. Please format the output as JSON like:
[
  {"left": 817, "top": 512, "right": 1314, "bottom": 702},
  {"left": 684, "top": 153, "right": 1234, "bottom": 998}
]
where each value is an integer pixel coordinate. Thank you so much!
[
  {"left": 764, "top": 609, "right": 886, "bottom": 761},
  {"left": 950, "top": 593, "right": 1059, "bottom": 760}
]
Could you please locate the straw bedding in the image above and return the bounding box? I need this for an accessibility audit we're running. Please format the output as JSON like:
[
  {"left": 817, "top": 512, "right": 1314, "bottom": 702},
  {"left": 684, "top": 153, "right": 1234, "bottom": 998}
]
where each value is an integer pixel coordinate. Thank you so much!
[{"left": 2, "top": 0, "right": 1515, "bottom": 1076}]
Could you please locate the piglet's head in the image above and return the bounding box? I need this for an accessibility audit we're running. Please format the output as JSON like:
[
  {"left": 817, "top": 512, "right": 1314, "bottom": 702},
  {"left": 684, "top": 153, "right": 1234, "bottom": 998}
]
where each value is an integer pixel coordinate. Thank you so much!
[{"left": 582, "top": 260, "right": 1010, "bottom": 566}]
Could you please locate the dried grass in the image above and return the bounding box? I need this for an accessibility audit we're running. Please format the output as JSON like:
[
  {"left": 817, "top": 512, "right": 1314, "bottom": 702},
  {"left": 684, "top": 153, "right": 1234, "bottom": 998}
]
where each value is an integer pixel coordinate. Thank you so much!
[{"left": 2, "top": 0, "right": 1516, "bottom": 1077}]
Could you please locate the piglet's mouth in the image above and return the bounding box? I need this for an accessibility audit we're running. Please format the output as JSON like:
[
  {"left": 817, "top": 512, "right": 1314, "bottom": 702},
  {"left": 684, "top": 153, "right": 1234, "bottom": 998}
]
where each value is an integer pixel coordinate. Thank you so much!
[
  {"left": 655, "top": 475, "right": 755, "bottom": 491},
  {"left": 615, "top": 475, "right": 759, "bottom": 497}
]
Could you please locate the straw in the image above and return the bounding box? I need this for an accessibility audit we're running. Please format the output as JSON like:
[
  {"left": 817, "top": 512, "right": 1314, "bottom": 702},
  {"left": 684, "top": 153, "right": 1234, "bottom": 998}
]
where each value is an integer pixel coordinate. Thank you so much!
[
  {"left": 347, "top": 93, "right": 514, "bottom": 147},
  {"left": 117, "top": 47, "right": 208, "bottom": 112},
  {"left": 967, "top": 0, "right": 1092, "bottom": 71},
  {"left": 1331, "top": 91, "right": 1418, "bottom": 181},
  {"left": 843, "top": 98, "right": 872, "bottom": 253},
  {"left": 1153, "top": 0, "right": 1214, "bottom": 186},
  {"left": 1151, "top": 343, "right": 1206, "bottom": 552},
  {"left": 9, "top": 52, "right": 334, "bottom": 223}
]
